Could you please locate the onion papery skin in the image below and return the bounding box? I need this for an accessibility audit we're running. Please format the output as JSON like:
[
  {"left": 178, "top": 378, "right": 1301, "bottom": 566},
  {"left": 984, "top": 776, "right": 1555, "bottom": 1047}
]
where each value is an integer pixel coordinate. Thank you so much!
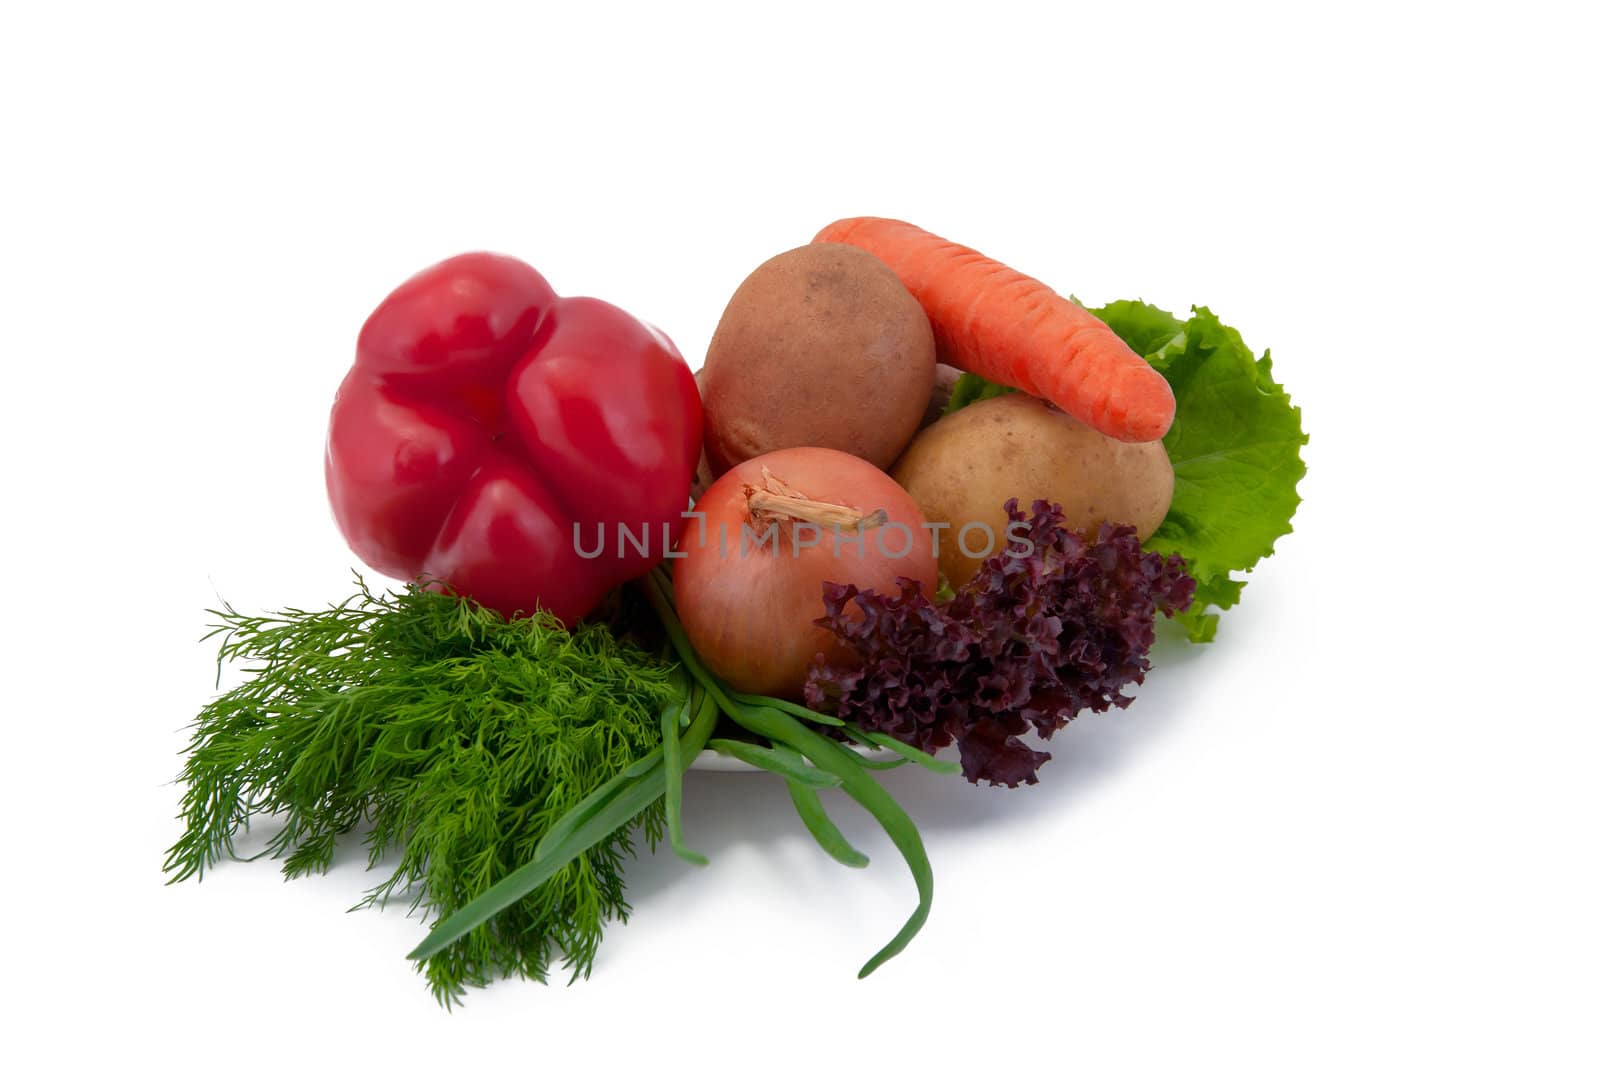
[{"left": 675, "top": 447, "right": 936, "bottom": 698}]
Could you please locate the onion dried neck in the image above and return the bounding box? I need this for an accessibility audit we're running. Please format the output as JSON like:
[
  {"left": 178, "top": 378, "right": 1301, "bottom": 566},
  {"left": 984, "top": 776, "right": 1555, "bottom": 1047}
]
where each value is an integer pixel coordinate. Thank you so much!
[{"left": 744, "top": 467, "right": 887, "bottom": 534}]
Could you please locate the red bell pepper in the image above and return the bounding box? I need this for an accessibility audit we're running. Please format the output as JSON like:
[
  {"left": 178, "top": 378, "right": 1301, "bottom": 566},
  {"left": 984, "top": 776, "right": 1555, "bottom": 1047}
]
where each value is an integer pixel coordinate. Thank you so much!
[{"left": 326, "top": 252, "right": 702, "bottom": 622}]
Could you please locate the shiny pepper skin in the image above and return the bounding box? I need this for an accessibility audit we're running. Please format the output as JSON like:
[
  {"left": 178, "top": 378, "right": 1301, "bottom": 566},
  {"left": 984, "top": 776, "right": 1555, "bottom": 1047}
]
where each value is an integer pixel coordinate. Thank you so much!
[{"left": 326, "top": 253, "right": 702, "bottom": 622}]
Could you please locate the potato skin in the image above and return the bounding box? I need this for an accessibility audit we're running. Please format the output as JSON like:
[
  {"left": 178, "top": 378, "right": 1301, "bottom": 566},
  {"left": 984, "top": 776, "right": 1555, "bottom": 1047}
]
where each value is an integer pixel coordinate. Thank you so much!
[
  {"left": 701, "top": 244, "right": 935, "bottom": 475},
  {"left": 891, "top": 392, "right": 1174, "bottom": 588}
]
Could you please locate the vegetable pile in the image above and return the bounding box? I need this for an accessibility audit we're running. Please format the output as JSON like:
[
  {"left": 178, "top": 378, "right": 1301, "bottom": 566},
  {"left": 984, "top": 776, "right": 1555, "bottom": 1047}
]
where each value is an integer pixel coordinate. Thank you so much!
[{"left": 169, "top": 217, "right": 1306, "bottom": 1002}]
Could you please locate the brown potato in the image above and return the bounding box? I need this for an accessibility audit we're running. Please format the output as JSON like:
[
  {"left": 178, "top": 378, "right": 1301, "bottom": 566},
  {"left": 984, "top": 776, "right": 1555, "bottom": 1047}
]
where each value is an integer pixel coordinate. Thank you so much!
[
  {"left": 891, "top": 392, "right": 1174, "bottom": 588},
  {"left": 701, "top": 243, "right": 935, "bottom": 475}
]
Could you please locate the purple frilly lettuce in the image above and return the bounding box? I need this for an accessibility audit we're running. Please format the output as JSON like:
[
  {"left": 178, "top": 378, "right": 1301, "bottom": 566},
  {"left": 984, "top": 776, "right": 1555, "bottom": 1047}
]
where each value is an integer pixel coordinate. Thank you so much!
[{"left": 805, "top": 499, "right": 1195, "bottom": 787}]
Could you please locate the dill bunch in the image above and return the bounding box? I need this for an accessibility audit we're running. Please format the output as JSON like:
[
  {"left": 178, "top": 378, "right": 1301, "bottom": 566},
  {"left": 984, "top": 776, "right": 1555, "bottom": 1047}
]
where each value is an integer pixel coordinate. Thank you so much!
[{"left": 165, "top": 575, "right": 678, "bottom": 1004}]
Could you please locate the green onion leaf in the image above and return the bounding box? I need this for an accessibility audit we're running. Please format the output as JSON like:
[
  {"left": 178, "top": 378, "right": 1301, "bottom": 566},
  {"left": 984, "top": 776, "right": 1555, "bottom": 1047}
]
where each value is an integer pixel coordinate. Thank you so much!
[
  {"left": 779, "top": 746, "right": 870, "bottom": 869},
  {"left": 841, "top": 727, "right": 960, "bottom": 775},
  {"left": 729, "top": 690, "right": 847, "bottom": 727},
  {"left": 706, "top": 739, "right": 841, "bottom": 788},
  {"left": 663, "top": 689, "right": 708, "bottom": 866}
]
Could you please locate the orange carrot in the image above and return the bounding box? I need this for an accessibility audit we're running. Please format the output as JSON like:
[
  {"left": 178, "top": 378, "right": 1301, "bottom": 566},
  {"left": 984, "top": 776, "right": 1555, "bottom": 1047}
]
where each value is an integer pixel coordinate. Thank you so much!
[{"left": 814, "top": 217, "right": 1175, "bottom": 443}]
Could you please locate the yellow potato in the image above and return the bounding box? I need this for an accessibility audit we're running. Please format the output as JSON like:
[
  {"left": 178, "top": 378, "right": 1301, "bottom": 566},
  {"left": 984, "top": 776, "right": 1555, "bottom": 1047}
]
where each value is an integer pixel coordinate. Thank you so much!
[{"left": 891, "top": 392, "right": 1174, "bottom": 588}]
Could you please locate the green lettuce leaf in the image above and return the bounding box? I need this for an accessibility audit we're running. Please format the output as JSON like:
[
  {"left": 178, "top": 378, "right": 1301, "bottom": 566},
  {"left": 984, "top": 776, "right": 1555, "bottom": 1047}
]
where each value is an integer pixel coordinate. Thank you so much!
[
  {"left": 1090, "top": 301, "right": 1307, "bottom": 641},
  {"left": 944, "top": 370, "right": 1014, "bottom": 415},
  {"left": 1088, "top": 299, "right": 1184, "bottom": 358}
]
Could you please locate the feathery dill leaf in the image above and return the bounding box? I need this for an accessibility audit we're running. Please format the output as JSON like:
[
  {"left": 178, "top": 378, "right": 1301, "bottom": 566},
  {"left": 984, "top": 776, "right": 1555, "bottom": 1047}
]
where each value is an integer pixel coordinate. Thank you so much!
[{"left": 166, "top": 574, "right": 677, "bottom": 1004}]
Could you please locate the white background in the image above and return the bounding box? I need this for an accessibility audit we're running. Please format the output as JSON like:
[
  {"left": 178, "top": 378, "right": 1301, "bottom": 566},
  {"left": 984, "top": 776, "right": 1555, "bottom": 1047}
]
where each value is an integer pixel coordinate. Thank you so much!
[{"left": 3, "top": 2, "right": 1595, "bottom": 1067}]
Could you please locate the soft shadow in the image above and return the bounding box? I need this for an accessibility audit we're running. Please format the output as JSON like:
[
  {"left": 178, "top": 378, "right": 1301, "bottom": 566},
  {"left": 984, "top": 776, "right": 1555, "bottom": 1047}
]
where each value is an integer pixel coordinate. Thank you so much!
[
  {"left": 821, "top": 627, "right": 1212, "bottom": 833},
  {"left": 621, "top": 768, "right": 819, "bottom": 904},
  {"left": 857, "top": 630, "right": 1203, "bottom": 832},
  {"left": 622, "top": 630, "right": 1214, "bottom": 900}
]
